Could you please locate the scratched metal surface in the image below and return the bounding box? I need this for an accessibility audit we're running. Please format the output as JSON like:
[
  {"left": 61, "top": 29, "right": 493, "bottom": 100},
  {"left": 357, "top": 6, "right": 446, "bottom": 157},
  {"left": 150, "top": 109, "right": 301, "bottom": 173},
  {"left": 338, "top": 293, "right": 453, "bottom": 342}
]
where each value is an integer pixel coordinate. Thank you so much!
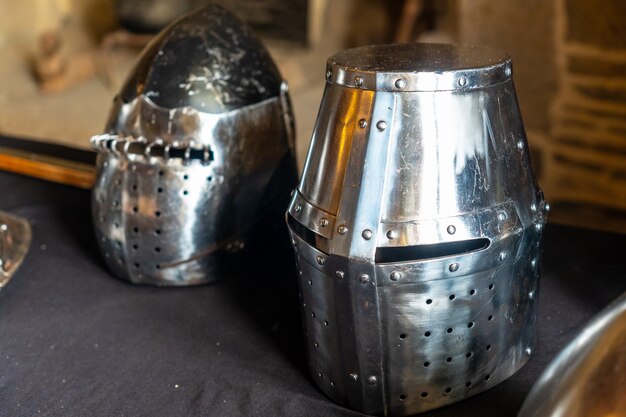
[{"left": 118, "top": 4, "right": 283, "bottom": 113}]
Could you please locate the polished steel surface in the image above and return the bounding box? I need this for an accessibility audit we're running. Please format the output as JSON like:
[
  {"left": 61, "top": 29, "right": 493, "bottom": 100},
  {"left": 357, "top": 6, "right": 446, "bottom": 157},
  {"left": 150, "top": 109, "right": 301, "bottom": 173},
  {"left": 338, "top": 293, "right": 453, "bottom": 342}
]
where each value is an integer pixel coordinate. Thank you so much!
[
  {"left": 518, "top": 292, "right": 626, "bottom": 417},
  {"left": 0, "top": 212, "right": 32, "bottom": 289},
  {"left": 287, "top": 43, "right": 546, "bottom": 415},
  {"left": 92, "top": 5, "right": 297, "bottom": 286}
]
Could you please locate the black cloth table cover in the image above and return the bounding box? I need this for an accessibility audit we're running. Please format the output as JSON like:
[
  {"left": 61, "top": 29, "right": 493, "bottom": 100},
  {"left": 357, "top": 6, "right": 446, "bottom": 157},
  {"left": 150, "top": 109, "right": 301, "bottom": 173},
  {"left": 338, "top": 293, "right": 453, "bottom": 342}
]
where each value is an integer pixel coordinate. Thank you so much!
[{"left": 0, "top": 171, "right": 624, "bottom": 417}]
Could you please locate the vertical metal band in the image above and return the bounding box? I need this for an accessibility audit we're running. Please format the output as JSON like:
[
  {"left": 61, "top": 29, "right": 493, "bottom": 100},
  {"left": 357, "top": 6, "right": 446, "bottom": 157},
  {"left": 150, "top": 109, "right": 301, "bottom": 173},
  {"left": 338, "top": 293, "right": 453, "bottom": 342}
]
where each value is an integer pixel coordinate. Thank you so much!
[
  {"left": 331, "top": 91, "right": 395, "bottom": 259},
  {"left": 331, "top": 90, "right": 396, "bottom": 414}
]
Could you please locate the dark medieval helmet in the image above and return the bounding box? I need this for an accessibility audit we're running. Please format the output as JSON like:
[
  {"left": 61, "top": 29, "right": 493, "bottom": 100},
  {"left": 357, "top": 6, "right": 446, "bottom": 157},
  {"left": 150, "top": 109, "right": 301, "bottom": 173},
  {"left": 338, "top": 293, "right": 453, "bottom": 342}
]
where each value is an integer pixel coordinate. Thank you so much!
[{"left": 91, "top": 4, "right": 297, "bottom": 285}]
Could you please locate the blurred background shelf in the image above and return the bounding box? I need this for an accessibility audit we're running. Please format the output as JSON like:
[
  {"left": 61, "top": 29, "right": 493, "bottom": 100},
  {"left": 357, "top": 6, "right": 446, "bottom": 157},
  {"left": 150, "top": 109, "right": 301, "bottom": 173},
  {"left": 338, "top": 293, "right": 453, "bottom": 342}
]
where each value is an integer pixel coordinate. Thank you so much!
[{"left": 1, "top": 0, "right": 625, "bottom": 233}]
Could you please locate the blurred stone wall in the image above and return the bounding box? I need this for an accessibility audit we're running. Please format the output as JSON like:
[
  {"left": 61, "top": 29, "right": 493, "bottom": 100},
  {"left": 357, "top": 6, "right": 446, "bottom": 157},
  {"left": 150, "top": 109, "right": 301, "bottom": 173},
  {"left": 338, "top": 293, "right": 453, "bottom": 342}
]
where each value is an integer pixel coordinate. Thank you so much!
[
  {"left": 549, "top": 0, "right": 626, "bottom": 209},
  {"left": 0, "top": 0, "right": 116, "bottom": 44},
  {"left": 457, "top": 0, "right": 626, "bottom": 211}
]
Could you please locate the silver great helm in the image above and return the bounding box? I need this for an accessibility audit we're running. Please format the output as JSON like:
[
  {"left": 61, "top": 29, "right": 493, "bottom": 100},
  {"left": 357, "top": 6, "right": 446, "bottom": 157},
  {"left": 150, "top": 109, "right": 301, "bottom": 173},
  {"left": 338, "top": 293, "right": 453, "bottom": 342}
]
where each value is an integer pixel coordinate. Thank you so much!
[
  {"left": 286, "top": 43, "right": 547, "bottom": 415},
  {"left": 91, "top": 5, "right": 297, "bottom": 286}
]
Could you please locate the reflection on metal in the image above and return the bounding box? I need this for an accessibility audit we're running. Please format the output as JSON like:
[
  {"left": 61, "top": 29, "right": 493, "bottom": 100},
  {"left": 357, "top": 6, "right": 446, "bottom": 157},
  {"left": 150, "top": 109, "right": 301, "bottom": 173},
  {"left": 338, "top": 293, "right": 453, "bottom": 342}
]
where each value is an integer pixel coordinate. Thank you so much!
[
  {"left": 286, "top": 43, "right": 546, "bottom": 415},
  {"left": 91, "top": 5, "right": 297, "bottom": 286},
  {"left": 0, "top": 212, "right": 32, "bottom": 289},
  {"left": 518, "top": 292, "right": 626, "bottom": 417}
]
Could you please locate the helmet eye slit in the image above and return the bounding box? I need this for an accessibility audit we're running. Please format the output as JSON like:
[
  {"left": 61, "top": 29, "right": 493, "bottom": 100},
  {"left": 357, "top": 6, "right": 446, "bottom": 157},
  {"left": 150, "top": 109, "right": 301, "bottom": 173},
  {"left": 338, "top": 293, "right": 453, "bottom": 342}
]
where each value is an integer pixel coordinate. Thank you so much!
[{"left": 375, "top": 238, "right": 491, "bottom": 264}]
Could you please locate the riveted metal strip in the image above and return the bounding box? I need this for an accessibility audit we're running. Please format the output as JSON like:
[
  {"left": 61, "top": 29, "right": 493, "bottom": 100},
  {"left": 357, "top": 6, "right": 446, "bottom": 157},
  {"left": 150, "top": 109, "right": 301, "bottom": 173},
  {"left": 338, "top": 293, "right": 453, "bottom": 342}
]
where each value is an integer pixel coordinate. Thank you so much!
[
  {"left": 287, "top": 190, "right": 337, "bottom": 240},
  {"left": 374, "top": 227, "right": 525, "bottom": 286},
  {"left": 327, "top": 90, "right": 396, "bottom": 415},
  {"left": 332, "top": 92, "right": 394, "bottom": 261},
  {"left": 290, "top": 228, "right": 334, "bottom": 275},
  {"left": 327, "top": 61, "right": 512, "bottom": 92},
  {"left": 376, "top": 201, "right": 520, "bottom": 248}
]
